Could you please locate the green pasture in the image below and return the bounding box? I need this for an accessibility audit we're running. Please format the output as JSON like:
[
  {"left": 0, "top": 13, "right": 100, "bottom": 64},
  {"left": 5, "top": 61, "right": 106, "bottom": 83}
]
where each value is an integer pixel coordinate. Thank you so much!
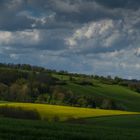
[
  {"left": 0, "top": 114, "right": 139, "bottom": 140},
  {"left": 63, "top": 83, "right": 140, "bottom": 112}
]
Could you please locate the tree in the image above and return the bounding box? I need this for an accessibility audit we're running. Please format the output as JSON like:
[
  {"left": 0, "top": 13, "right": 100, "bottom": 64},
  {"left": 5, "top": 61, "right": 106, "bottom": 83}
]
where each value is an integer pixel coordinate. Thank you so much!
[
  {"left": 100, "top": 99, "right": 117, "bottom": 110},
  {"left": 0, "top": 83, "right": 9, "bottom": 100},
  {"left": 9, "top": 83, "right": 20, "bottom": 101},
  {"left": 76, "top": 96, "right": 87, "bottom": 107},
  {"left": 51, "top": 87, "right": 65, "bottom": 104},
  {"left": 36, "top": 94, "right": 50, "bottom": 103}
]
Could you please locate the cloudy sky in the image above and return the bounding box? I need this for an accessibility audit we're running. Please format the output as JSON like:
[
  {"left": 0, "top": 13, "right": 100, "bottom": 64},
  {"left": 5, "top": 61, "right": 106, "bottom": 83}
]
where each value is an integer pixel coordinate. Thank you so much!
[{"left": 0, "top": 0, "right": 140, "bottom": 79}]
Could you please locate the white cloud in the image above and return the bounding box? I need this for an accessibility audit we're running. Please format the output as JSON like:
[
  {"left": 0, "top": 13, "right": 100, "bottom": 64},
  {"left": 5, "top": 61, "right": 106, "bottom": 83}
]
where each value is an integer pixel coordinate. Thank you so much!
[
  {"left": 9, "top": 54, "right": 18, "bottom": 59},
  {"left": 66, "top": 17, "right": 140, "bottom": 55},
  {"left": 66, "top": 19, "right": 117, "bottom": 48},
  {"left": 103, "top": 31, "right": 120, "bottom": 47},
  {"left": 0, "top": 31, "right": 12, "bottom": 44},
  {"left": 0, "top": 30, "right": 40, "bottom": 46}
]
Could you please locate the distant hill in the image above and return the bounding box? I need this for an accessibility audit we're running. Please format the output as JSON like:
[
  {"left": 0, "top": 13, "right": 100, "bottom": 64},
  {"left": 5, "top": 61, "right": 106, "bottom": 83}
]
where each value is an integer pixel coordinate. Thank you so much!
[{"left": 0, "top": 63, "right": 140, "bottom": 112}]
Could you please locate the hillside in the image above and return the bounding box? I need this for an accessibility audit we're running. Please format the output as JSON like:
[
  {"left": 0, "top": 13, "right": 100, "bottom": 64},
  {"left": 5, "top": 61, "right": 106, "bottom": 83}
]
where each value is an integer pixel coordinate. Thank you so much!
[
  {"left": 0, "top": 63, "right": 140, "bottom": 112},
  {"left": 63, "top": 83, "right": 140, "bottom": 112},
  {"left": 0, "top": 64, "right": 140, "bottom": 140},
  {"left": 53, "top": 73, "right": 140, "bottom": 112}
]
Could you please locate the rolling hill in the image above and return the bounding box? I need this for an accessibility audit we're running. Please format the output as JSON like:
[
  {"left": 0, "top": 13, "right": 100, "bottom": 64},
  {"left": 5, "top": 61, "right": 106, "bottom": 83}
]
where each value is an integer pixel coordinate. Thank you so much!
[
  {"left": 0, "top": 64, "right": 140, "bottom": 140},
  {"left": 63, "top": 82, "right": 140, "bottom": 112}
]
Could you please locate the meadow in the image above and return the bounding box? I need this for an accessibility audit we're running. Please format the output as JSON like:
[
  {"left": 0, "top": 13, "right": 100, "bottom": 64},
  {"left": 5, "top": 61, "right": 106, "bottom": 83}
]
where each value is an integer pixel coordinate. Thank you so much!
[
  {"left": 0, "top": 114, "right": 140, "bottom": 140},
  {"left": 53, "top": 73, "right": 140, "bottom": 112},
  {"left": 62, "top": 82, "right": 140, "bottom": 112}
]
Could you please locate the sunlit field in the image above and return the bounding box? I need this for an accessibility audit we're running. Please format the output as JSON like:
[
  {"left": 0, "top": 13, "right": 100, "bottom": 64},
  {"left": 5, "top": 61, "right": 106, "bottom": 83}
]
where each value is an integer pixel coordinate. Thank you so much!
[{"left": 0, "top": 103, "right": 139, "bottom": 121}]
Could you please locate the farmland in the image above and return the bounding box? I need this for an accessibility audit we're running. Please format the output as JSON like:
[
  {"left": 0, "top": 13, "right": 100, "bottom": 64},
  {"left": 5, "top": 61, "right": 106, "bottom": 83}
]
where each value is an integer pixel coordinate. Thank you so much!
[
  {"left": 0, "top": 103, "right": 138, "bottom": 121},
  {"left": 0, "top": 114, "right": 140, "bottom": 140},
  {"left": 0, "top": 64, "right": 140, "bottom": 140},
  {"left": 0, "top": 102, "right": 139, "bottom": 140}
]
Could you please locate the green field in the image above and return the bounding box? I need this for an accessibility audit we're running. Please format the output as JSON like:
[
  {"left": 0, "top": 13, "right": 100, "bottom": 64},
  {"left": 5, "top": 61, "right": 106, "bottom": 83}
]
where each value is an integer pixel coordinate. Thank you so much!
[
  {"left": 0, "top": 103, "right": 139, "bottom": 140},
  {"left": 51, "top": 73, "right": 140, "bottom": 112},
  {"left": 0, "top": 103, "right": 138, "bottom": 121},
  {"left": 0, "top": 114, "right": 140, "bottom": 140},
  {"left": 63, "top": 83, "right": 140, "bottom": 112}
]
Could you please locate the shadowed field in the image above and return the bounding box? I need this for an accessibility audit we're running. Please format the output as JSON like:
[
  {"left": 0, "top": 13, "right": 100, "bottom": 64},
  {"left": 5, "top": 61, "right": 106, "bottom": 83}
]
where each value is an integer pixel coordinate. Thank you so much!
[{"left": 0, "top": 114, "right": 139, "bottom": 140}]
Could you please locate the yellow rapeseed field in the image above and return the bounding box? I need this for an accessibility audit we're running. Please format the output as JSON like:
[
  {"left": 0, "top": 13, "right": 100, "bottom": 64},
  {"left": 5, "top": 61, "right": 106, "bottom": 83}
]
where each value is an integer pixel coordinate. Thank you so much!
[{"left": 0, "top": 103, "right": 139, "bottom": 121}]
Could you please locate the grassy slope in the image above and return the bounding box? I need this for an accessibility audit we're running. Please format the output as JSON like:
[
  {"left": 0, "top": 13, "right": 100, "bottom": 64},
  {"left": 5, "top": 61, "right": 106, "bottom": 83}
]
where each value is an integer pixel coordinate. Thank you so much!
[
  {"left": 0, "top": 115, "right": 140, "bottom": 140},
  {"left": 63, "top": 83, "right": 140, "bottom": 112},
  {"left": 0, "top": 103, "right": 138, "bottom": 121},
  {"left": 51, "top": 74, "right": 140, "bottom": 112}
]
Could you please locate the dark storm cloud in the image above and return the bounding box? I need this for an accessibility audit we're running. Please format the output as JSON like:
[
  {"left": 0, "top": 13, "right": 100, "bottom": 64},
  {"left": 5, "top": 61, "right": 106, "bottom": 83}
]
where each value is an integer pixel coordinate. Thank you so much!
[
  {"left": 0, "top": 0, "right": 32, "bottom": 30},
  {"left": 47, "top": 0, "right": 122, "bottom": 23},
  {"left": 95, "top": 0, "right": 140, "bottom": 9},
  {"left": 0, "top": 0, "right": 140, "bottom": 31},
  {"left": 0, "top": 0, "right": 127, "bottom": 31},
  {"left": 1, "top": 0, "right": 140, "bottom": 78}
]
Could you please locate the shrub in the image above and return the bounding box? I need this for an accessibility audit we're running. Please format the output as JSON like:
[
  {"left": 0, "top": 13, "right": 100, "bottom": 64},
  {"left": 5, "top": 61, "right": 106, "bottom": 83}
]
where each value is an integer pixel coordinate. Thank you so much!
[
  {"left": 100, "top": 99, "right": 117, "bottom": 110},
  {"left": 74, "top": 80, "right": 93, "bottom": 86},
  {"left": 0, "top": 105, "right": 41, "bottom": 120}
]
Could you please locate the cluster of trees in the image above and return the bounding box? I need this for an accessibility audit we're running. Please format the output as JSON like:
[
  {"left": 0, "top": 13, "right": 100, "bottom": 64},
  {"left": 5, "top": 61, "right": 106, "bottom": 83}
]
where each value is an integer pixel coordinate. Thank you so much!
[
  {"left": 0, "top": 63, "right": 45, "bottom": 72},
  {"left": 0, "top": 68, "right": 55, "bottom": 102},
  {"left": 36, "top": 87, "right": 124, "bottom": 110}
]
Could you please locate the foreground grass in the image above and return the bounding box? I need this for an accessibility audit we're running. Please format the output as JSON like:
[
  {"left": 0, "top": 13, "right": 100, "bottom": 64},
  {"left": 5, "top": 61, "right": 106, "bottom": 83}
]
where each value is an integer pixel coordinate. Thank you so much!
[
  {"left": 81, "top": 115, "right": 140, "bottom": 129},
  {"left": 0, "top": 103, "right": 138, "bottom": 121},
  {"left": 0, "top": 115, "right": 140, "bottom": 140}
]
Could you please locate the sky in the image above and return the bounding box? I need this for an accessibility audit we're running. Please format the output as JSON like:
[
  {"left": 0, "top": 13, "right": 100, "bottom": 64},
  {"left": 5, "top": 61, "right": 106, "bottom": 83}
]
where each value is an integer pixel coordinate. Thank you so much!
[{"left": 0, "top": 0, "right": 140, "bottom": 79}]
